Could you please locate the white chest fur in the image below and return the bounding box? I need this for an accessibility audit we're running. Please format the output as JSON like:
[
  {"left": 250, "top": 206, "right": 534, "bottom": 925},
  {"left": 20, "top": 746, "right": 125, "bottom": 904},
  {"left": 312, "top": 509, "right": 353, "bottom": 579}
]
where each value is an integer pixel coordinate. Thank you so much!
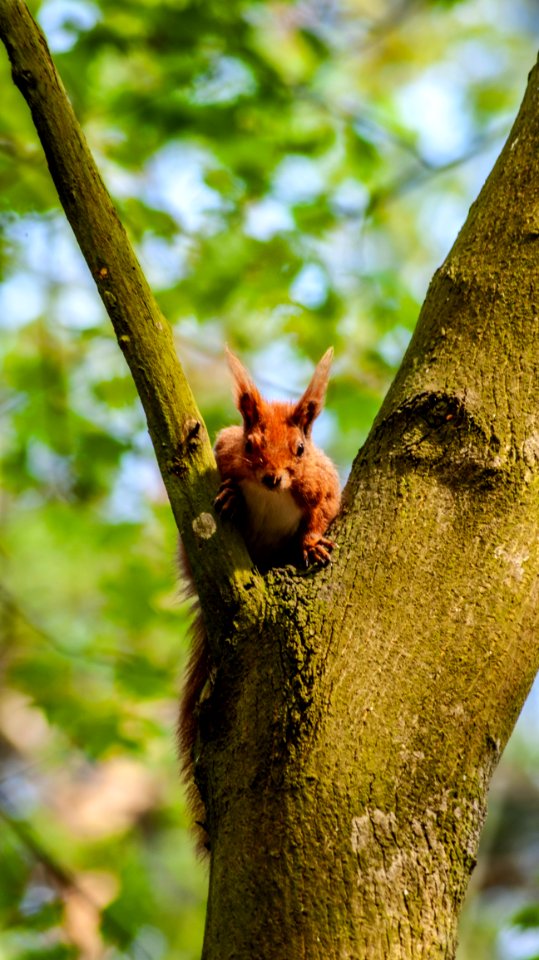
[{"left": 239, "top": 479, "right": 303, "bottom": 550}]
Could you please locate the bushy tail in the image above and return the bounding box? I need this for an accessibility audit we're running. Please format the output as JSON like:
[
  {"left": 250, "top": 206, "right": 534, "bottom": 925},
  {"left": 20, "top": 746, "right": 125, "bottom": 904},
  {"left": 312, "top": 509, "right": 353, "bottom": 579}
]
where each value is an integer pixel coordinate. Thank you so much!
[{"left": 177, "top": 544, "right": 211, "bottom": 856}]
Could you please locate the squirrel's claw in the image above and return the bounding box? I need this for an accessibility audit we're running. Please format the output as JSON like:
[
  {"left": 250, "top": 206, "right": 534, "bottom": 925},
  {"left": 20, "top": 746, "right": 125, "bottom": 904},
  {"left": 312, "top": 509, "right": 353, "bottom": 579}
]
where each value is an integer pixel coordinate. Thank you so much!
[
  {"left": 302, "top": 535, "right": 335, "bottom": 567},
  {"left": 214, "top": 478, "right": 242, "bottom": 520}
]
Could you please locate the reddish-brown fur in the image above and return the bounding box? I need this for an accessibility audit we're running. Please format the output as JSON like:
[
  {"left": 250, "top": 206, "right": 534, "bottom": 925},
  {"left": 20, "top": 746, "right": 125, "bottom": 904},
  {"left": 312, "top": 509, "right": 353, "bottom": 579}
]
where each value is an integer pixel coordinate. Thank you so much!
[{"left": 178, "top": 348, "right": 341, "bottom": 853}]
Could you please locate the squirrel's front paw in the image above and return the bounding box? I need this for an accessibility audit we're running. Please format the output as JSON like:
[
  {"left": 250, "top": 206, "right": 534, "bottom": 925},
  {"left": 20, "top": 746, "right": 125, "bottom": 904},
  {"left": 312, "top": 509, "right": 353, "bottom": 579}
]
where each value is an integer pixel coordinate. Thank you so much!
[
  {"left": 302, "top": 533, "right": 335, "bottom": 567},
  {"left": 214, "top": 478, "right": 242, "bottom": 520}
]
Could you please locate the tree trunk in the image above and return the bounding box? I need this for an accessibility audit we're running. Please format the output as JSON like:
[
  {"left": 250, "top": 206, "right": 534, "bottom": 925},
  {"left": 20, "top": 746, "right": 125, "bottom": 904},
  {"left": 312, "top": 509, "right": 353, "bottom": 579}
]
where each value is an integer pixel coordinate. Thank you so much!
[
  {"left": 2, "top": 4, "right": 539, "bottom": 956},
  {"left": 199, "top": 57, "right": 539, "bottom": 958}
]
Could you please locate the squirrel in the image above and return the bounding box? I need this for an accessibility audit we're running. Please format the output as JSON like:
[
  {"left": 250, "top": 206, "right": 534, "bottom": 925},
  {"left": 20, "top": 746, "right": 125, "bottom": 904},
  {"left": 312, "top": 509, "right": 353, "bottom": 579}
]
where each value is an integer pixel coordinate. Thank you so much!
[{"left": 178, "top": 347, "right": 341, "bottom": 853}]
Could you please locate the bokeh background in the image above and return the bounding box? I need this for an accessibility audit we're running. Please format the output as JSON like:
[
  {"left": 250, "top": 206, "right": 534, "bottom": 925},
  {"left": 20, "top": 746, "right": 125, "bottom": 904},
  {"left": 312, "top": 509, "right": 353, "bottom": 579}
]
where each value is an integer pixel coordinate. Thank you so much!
[{"left": 2, "top": 0, "right": 539, "bottom": 957}]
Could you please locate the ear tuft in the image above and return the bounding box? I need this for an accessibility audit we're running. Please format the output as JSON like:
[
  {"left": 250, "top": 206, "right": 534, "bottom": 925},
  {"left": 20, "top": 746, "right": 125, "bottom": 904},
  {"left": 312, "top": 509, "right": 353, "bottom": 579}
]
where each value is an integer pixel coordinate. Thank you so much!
[
  {"left": 292, "top": 347, "right": 334, "bottom": 435},
  {"left": 225, "top": 347, "right": 263, "bottom": 429}
]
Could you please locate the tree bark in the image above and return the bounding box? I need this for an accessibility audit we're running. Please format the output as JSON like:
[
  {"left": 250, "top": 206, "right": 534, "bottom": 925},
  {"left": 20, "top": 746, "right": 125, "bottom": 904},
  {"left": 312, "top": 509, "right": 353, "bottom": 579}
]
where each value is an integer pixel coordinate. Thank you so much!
[
  {"left": 0, "top": 0, "right": 263, "bottom": 638},
  {"left": 2, "top": 5, "right": 539, "bottom": 957},
  {"left": 200, "top": 58, "right": 539, "bottom": 958}
]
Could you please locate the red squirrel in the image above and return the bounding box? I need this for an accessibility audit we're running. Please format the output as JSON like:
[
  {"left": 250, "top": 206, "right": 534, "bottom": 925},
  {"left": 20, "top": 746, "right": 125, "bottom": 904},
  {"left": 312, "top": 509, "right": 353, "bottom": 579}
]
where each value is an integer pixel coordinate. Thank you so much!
[
  {"left": 214, "top": 346, "right": 341, "bottom": 569},
  {"left": 179, "top": 347, "right": 341, "bottom": 852}
]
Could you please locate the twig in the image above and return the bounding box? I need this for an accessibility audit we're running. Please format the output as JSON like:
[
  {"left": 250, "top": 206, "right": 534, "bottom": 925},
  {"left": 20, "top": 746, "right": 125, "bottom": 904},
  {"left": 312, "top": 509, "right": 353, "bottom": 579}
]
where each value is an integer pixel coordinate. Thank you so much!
[
  {"left": 0, "top": 0, "right": 260, "bottom": 622},
  {"left": 0, "top": 806, "right": 152, "bottom": 959}
]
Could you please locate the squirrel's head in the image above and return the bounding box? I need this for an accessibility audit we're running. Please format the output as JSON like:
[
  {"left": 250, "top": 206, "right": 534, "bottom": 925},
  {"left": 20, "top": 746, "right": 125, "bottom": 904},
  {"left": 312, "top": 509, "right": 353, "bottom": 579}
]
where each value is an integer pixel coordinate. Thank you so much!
[{"left": 226, "top": 347, "right": 333, "bottom": 490}]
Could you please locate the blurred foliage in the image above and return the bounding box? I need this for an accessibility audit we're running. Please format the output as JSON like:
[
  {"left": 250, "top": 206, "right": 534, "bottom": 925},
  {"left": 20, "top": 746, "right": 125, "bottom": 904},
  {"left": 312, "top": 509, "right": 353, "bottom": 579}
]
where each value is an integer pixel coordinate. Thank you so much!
[{"left": 1, "top": 0, "right": 539, "bottom": 957}]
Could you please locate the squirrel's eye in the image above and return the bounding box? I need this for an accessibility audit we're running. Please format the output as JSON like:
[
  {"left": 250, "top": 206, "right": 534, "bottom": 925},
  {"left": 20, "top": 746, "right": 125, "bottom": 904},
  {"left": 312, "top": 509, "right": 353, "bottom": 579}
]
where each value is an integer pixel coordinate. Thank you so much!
[
  {"left": 296, "top": 441, "right": 305, "bottom": 458},
  {"left": 245, "top": 438, "right": 253, "bottom": 454}
]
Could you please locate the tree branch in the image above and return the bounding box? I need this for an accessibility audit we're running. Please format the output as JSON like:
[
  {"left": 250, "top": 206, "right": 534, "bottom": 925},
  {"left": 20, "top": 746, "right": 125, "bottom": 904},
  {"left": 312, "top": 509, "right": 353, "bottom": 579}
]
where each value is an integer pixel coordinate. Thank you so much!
[
  {"left": 0, "top": 806, "right": 150, "bottom": 958},
  {"left": 0, "top": 0, "right": 263, "bottom": 629},
  {"left": 358, "top": 53, "right": 539, "bottom": 470}
]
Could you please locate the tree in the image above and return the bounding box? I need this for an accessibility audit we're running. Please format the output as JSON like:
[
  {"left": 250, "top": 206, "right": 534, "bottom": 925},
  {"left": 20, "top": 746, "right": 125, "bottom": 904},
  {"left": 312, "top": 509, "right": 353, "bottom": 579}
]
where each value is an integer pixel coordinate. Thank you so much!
[{"left": 1, "top": 1, "right": 539, "bottom": 958}]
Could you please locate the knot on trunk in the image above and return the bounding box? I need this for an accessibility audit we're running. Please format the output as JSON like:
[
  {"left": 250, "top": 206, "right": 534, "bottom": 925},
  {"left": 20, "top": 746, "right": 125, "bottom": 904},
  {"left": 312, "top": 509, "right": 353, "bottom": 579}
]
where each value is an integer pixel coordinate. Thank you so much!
[{"left": 376, "top": 391, "right": 503, "bottom": 489}]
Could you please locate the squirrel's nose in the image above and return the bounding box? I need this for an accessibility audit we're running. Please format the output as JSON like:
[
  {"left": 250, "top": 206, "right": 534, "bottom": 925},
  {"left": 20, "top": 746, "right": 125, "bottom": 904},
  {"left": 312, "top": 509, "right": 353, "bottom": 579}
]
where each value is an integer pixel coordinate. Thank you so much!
[{"left": 262, "top": 473, "right": 281, "bottom": 489}]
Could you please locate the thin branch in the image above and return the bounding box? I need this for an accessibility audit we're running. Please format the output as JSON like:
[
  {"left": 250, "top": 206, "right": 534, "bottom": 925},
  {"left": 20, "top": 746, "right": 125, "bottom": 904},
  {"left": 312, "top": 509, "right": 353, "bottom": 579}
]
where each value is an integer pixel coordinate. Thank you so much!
[
  {"left": 0, "top": 582, "right": 173, "bottom": 671},
  {"left": 0, "top": 0, "right": 262, "bottom": 627},
  {"left": 0, "top": 806, "right": 152, "bottom": 959},
  {"left": 359, "top": 0, "right": 421, "bottom": 51},
  {"left": 365, "top": 124, "right": 508, "bottom": 216}
]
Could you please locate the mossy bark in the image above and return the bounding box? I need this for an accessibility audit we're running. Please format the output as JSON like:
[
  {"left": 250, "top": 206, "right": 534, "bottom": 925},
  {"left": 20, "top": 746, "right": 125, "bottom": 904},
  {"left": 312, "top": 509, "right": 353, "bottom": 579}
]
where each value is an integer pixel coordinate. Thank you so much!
[
  {"left": 0, "top": 0, "right": 264, "bottom": 645},
  {"left": 199, "top": 59, "right": 539, "bottom": 958},
  {"left": 3, "top": 5, "right": 539, "bottom": 957}
]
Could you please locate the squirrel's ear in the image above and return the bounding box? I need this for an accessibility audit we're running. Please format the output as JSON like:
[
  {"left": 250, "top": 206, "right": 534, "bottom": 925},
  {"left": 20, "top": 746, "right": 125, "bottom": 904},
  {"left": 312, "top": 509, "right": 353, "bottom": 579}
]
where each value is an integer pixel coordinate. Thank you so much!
[
  {"left": 291, "top": 347, "right": 333, "bottom": 435},
  {"left": 225, "top": 347, "right": 263, "bottom": 429}
]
